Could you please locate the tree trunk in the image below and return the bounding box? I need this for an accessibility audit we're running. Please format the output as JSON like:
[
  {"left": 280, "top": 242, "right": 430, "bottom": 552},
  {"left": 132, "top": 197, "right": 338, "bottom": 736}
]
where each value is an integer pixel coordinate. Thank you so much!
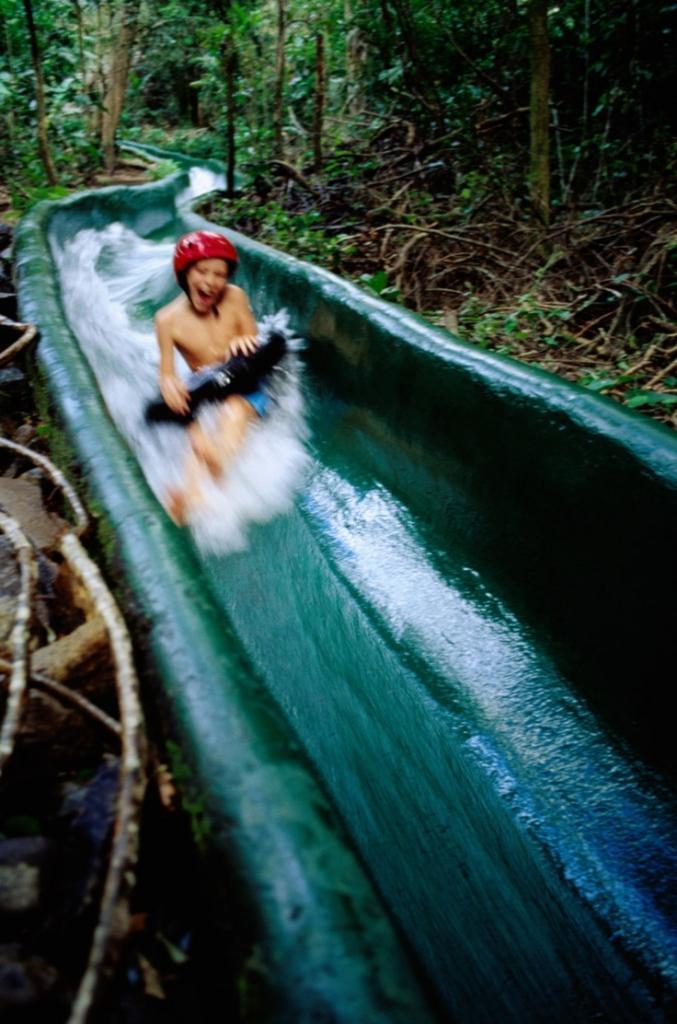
[
  {"left": 3, "top": 16, "right": 16, "bottom": 149},
  {"left": 223, "top": 33, "right": 237, "bottom": 195},
  {"left": 273, "top": 0, "right": 286, "bottom": 161},
  {"left": 72, "top": 0, "right": 86, "bottom": 92},
  {"left": 377, "top": 0, "right": 393, "bottom": 64},
  {"left": 528, "top": 0, "right": 550, "bottom": 226},
  {"left": 90, "top": 1, "right": 106, "bottom": 140},
  {"left": 21, "top": 0, "right": 57, "bottom": 184},
  {"left": 345, "top": 0, "right": 367, "bottom": 115},
  {"left": 100, "top": 0, "right": 140, "bottom": 174},
  {"left": 389, "top": 0, "right": 445, "bottom": 126},
  {"left": 312, "top": 31, "right": 325, "bottom": 171}
]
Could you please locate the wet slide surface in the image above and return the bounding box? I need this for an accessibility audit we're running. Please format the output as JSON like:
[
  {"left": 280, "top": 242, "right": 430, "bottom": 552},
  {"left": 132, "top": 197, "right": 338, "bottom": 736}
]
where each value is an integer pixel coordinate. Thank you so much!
[
  {"left": 16, "top": 155, "right": 677, "bottom": 1021},
  {"left": 210, "top": 375, "right": 676, "bottom": 1022}
]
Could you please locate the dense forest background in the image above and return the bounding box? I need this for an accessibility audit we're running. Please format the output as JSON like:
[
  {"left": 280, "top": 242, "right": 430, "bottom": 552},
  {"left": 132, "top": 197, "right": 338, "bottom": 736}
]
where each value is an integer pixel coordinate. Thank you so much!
[{"left": 1, "top": 0, "right": 676, "bottom": 423}]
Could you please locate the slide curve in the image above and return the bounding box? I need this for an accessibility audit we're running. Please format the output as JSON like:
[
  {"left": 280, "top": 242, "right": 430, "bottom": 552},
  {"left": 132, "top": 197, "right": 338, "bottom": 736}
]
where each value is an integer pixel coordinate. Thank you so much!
[{"left": 14, "top": 148, "right": 677, "bottom": 1023}]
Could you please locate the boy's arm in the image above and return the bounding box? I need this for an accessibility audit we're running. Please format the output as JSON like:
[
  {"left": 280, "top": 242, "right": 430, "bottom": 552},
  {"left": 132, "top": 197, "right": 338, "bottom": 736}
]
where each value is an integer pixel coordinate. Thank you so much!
[
  {"left": 228, "top": 287, "right": 258, "bottom": 356},
  {"left": 155, "top": 311, "right": 190, "bottom": 414}
]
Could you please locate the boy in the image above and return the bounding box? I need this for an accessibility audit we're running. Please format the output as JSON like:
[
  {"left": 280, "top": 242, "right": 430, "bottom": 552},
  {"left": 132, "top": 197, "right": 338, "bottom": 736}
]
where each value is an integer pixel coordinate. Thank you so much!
[{"left": 155, "top": 230, "right": 265, "bottom": 523}]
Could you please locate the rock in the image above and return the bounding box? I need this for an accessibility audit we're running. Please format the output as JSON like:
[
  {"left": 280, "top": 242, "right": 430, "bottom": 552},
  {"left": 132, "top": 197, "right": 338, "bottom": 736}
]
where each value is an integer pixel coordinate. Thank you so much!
[
  {"left": 1, "top": 689, "right": 108, "bottom": 778},
  {"left": 12, "top": 425, "right": 36, "bottom": 447},
  {"left": 16, "top": 690, "right": 92, "bottom": 766},
  {"left": 14, "top": 618, "right": 115, "bottom": 765},
  {"left": 0, "top": 536, "right": 19, "bottom": 596},
  {"left": 0, "top": 837, "right": 55, "bottom": 918},
  {"left": 0, "top": 457, "right": 20, "bottom": 479},
  {"left": 57, "top": 757, "right": 119, "bottom": 921},
  {"left": 33, "top": 553, "right": 59, "bottom": 635},
  {"left": 0, "top": 944, "right": 68, "bottom": 1019},
  {"left": 0, "top": 368, "right": 24, "bottom": 386},
  {"left": 0, "top": 596, "right": 16, "bottom": 645},
  {"left": 8, "top": 615, "right": 113, "bottom": 766},
  {"left": 0, "top": 478, "right": 67, "bottom": 550},
  {"left": 0, "top": 294, "right": 17, "bottom": 321},
  {"left": 0, "top": 536, "right": 19, "bottom": 645},
  {"left": 53, "top": 560, "right": 97, "bottom": 623},
  {"left": 36, "top": 553, "right": 58, "bottom": 595},
  {"left": 17, "top": 468, "right": 45, "bottom": 483}
]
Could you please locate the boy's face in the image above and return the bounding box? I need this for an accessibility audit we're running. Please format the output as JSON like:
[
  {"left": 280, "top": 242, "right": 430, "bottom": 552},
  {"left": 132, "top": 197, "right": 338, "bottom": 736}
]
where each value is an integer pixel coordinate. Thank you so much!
[{"left": 186, "top": 257, "right": 229, "bottom": 313}]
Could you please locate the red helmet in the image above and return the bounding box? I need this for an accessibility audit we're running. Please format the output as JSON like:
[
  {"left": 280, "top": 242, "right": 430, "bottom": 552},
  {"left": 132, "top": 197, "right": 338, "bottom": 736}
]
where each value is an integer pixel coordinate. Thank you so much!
[{"left": 173, "top": 231, "right": 238, "bottom": 280}]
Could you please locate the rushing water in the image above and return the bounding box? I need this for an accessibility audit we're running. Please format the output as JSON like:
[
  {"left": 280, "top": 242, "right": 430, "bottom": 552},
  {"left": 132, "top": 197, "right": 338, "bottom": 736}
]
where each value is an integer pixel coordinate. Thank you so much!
[
  {"left": 51, "top": 203, "right": 677, "bottom": 1022},
  {"left": 207, "top": 393, "right": 677, "bottom": 1022},
  {"left": 52, "top": 220, "right": 309, "bottom": 551}
]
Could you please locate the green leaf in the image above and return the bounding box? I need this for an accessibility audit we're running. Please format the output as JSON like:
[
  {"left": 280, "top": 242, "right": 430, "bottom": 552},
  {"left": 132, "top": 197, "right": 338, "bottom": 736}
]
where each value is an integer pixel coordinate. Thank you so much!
[
  {"left": 158, "top": 932, "right": 189, "bottom": 965},
  {"left": 359, "top": 270, "right": 388, "bottom": 293},
  {"left": 584, "top": 377, "right": 618, "bottom": 392},
  {"left": 2, "top": 814, "right": 42, "bottom": 836},
  {"left": 625, "top": 391, "right": 677, "bottom": 408}
]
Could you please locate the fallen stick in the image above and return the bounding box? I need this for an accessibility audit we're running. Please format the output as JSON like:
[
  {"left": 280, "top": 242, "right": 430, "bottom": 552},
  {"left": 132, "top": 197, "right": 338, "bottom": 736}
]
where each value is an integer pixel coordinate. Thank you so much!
[
  {"left": 1, "top": 439, "right": 146, "bottom": 1021},
  {"left": 0, "top": 657, "right": 121, "bottom": 739},
  {"left": 270, "top": 159, "right": 321, "bottom": 198},
  {"left": 32, "top": 615, "right": 110, "bottom": 683},
  {"left": 61, "top": 532, "right": 147, "bottom": 1024},
  {"left": 0, "top": 511, "right": 37, "bottom": 777},
  {"left": 646, "top": 355, "right": 677, "bottom": 390},
  {"left": 0, "top": 316, "right": 37, "bottom": 367},
  {"left": 370, "top": 222, "right": 517, "bottom": 259}
]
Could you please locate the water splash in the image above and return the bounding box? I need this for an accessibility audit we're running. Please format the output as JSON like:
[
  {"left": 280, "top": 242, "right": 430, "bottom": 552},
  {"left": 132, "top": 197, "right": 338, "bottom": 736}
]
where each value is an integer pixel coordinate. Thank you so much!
[
  {"left": 304, "top": 468, "right": 677, "bottom": 990},
  {"left": 177, "top": 165, "right": 226, "bottom": 208},
  {"left": 51, "top": 221, "right": 309, "bottom": 552}
]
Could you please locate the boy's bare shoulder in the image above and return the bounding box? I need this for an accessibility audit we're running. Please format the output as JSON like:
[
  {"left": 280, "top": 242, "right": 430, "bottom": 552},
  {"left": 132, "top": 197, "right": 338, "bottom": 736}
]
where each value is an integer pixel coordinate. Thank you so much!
[
  {"left": 154, "top": 295, "right": 185, "bottom": 327},
  {"left": 221, "top": 283, "right": 250, "bottom": 305}
]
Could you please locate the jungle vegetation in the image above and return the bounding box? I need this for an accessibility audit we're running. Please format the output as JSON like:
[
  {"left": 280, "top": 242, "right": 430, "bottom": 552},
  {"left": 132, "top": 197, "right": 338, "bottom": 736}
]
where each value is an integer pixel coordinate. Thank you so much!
[{"left": 1, "top": 0, "right": 675, "bottom": 423}]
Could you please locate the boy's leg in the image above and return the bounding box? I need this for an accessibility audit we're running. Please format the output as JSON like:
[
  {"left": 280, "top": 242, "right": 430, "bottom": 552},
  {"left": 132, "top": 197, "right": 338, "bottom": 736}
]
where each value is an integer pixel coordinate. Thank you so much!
[
  {"left": 166, "top": 452, "right": 210, "bottom": 524},
  {"left": 188, "top": 395, "right": 258, "bottom": 475},
  {"left": 212, "top": 395, "right": 258, "bottom": 475},
  {"left": 187, "top": 420, "right": 221, "bottom": 475},
  {"left": 165, "top": 395, "right": 258, "bottom": 523}
]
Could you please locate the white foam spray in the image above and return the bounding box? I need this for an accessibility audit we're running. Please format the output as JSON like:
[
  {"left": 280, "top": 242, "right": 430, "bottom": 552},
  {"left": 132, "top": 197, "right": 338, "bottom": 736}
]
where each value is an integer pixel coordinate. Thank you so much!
[
  {"left": 51, "top": 221, "right": 309, "bottom": 552},
  {"left": 176, "top": 166, "right": 226, "bottom": 210}
]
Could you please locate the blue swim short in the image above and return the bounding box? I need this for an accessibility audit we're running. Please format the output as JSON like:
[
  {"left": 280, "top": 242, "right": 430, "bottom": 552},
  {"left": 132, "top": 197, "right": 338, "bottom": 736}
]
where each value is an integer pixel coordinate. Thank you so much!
[{"left": 244, "top": 382, "right": 271, "bottom": 417}]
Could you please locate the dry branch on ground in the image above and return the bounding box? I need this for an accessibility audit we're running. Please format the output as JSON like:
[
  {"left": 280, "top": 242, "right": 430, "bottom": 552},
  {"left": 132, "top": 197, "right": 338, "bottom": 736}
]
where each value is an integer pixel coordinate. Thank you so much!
[{"left": 211, "top": 120, "right": 676, "bottom": 428}]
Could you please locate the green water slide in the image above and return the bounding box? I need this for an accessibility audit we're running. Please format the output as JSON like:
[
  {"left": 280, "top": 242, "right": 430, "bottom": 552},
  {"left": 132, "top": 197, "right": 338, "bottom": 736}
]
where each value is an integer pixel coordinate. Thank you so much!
[{"left": 14, "top": 151, "right": 677, "bottom": 1022}]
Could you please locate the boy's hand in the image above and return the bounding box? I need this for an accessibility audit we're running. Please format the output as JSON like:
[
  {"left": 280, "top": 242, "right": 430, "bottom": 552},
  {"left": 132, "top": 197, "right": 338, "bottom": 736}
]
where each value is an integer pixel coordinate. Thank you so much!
[
  {"left": 160, "top": 374, "right": 190, "bottom": 414},
  {"left": 229, "top": 334, "right": 259, "bottom": 357}
]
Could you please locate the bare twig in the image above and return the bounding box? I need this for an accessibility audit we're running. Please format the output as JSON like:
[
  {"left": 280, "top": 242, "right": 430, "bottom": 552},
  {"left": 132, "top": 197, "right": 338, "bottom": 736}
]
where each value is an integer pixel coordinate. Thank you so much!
[
  {"left": 369, "top": 161, "right": 445, "bottom": 187},
  {"left": 390, "top": 230, "right": 427, "bottom": 284},
  {"left": 370, "top": 222, "right": 517, "bottom": 259},
  {"left": 0, "top": 317, "right": 38, "bottom": 367},
  {"left": 0, "top": 417, "right": 149, "bottom": 1019},
  {"left": 0, "top": 512, "right": 37, "bottom": 777},
  {"left": 647, "top": 317, "right": 677, "bottom": 337},
  {"left": 62, "top": 532, "right": 147, "bottom": 1024},
  {"left": 0, "top": 657, "right": 121, "bottom": 738},
  {"left": 32, "top": 616, "right": 109, "bottom": 682},
  {"left": 270, "top": 160, "right": 321, "bottom": 198},
  {"left": 645, "top": 356, "right": 677, "bottom": 390},
  {"left": 627, "top": 344, "right": 657, "bottom": 376}
]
